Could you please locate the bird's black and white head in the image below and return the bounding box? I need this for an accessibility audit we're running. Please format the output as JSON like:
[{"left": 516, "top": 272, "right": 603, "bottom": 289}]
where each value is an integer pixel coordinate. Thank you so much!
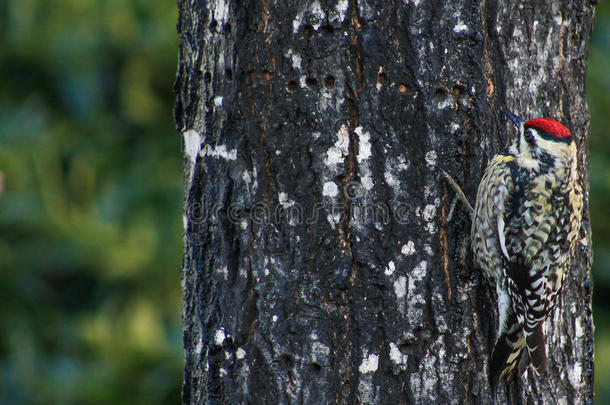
[{"left": 505, "top": 110, "right": 575, "bottom": 172}]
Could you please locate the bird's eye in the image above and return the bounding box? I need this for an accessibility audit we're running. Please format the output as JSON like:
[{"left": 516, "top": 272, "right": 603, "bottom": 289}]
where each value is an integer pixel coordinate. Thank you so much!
[{"left": 524, "top": 129, "right": 535, "bottom": 144}]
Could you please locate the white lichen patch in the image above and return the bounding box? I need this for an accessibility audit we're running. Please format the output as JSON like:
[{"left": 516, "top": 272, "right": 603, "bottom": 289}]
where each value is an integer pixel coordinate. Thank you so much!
[
  {"left": 384, "top": 168, "right": 399, "bottom": 188},
  {"left": 384, "top": 156, "right": 409, "bottom": 191},
  {"left": 394, "top": 276, "right": 407, "bottom": 299},
  {"left": 568, "top": 361, "right": 583, "bottom": 388},
  {"left": 293, "top": 1, "right": 324, "bottom": 32},
  {"left": 318, "top": 84, "right": 343, "bottom": 113},
  {"left": 242, "top": 167, "right": 258, "bottom": 190},
  {"left": 325, "top": 125, "right": 350, "bottom": 166},
  {"left": 213, "top": 0, "right": 230, "bottom": 23},
  {"left": 424, "top": 244, "right": 434, "bottom": 256},
  {"left": 195, "top": 337, "right": 203, "bottom": 354},
  {"left": 309, "top": 1, "right": 324, "bottom": 30},
  {"left": 401, "top": 241, "right": 416, "bottom": 256},
  {"left": 333, "top": 0, "right": 348, "bottom": 23},
  {"left": 412, "top": 261, "right": 428, "bottom": 281},
  {"left": 384, "top": 261, "right": 396, "bottom": 276},
  {"left": 358, "top": 376, "right": 377, "bottom": 404},
  {"left": 326, "top": 213, "right": 341, "bottom": 229},
  {"left": 409, "top": 347, "right": 439, "bottom": 402},
  {"left": 453, "top": 23, "right": 468, "bottom": 34},
  {"left": 183, "top": 129, "right": 202, "bottom": 164},
  {"left": 214, "top": 328, "right": 226, "bottom": 346},
  {"left": 358, "top": 351, "right": 379, "bottom": 374},
  {"left": 278, "top": 192, "right": 295, "bottom": 208},
  {"left": 285, "top": 49, "right": 302, "bottom": 70},
  {"left": 323, "top": 182, "right": 339, "bottom": 197},
  {"left": 354, "top": 126, "right": 372, "bottom": 163},
  {"left": 352, "top": 127, "right": 375, "bottom": 195},
  {"left": 423, "top": 204, "right": 436, "bottom": 221},
  {"left": 389, "top": 342, "right": 408, "bottom": 368},
  {"left": 402, "top": 261, "right": 428, "bottom": 319},
  {"left": 242, "top": 170, "right": 251, "bottom": 184},
  {"left": 236, "top": 347, "right": 246, "bottom": 360},
  {"left": 574, "top": 317, "right": 584, "bottom": 338},
  {"left": 425, "top": 151, "right": 437, "bottom": 167},
  {"left": 436, "top": 96, "right": 454, "bottom": 110},
  {"left": 217, "top": 265, "right": 228, "bottom": 279},
  {"left": 293, "top": 10, "right": 304, "bottom": 33},
  {"left": 360, "top": 174, "right": 374, "bottom": 190},
  {"left": 433, "top": 292, "right": 450, "bottom": 333},
  {"left": 201, "top": 144, "right": 238, "bottom": 160}
]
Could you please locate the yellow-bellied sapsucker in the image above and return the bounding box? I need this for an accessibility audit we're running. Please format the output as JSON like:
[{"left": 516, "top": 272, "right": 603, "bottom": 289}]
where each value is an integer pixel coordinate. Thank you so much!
[{"left": 471, "top": 110, "right": 583, "bottom": 390}]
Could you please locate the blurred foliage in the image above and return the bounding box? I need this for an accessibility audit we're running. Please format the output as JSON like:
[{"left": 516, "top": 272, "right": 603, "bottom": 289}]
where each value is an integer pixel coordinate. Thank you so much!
[
  {"left": 0, "top": 0, "right": 182, "bottom": 404},
  {"left": 589, "top": 1, "right": 610, "bottom": 403},
  {"left": 0, "top": 0, "right": 608, "bottom": 404}
]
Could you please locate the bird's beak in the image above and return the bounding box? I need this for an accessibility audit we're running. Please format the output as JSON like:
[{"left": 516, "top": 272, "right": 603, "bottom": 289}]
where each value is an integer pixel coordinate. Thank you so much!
[{"left": 504, "top": 109, "right": 525, "bottom": 128}]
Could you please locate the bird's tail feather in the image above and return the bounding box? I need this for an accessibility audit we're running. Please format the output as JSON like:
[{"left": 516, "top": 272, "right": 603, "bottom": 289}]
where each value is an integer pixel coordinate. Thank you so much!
[
  {"left": 489, "top": 311, "right": 526, "bottom": 392},
  {"left": 524, "top": 321, "right": 546, "bottom": 375},
  {"left": 489, "top": 315, "right": 548, "bottom": 395}
]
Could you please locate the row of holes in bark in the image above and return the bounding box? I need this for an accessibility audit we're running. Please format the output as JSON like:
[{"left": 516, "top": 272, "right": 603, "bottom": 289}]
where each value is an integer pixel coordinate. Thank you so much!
[
  {"left": 379, "top": 73, "right": 467, "bottom": 96},
  {"left": 204, "top": 69, "right": 466, "bottom": 97},
  {"left": 301, "top": 23, "right": 335, "bottom": 35},
  {"left": 209, "top": 20, "right": 232, "bottom": 33},
  {"left": 284, "top": 73, "right": 407, "bottom": 94},
  {"left": 280, "top": 353, "right": 322, "bottom": 372},
  {"left": 203, "top": 70, "right": 233, "bottom": 83},
  {"left": 207, "top": 20, "right": 337, "bottom": 35},
  {"left": 286, "top": 75, "right": 336, "bottom": 90}
]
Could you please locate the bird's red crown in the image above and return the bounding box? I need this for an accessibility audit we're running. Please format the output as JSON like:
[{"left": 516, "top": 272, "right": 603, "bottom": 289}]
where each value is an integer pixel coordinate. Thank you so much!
[{"left": 525, "top": 118, "right": 571, "bottom": 138}]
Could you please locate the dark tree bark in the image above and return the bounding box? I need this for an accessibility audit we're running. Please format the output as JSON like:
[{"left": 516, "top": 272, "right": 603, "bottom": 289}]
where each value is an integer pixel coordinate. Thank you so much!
[{"left": 175, "top": 1, "right": 595, "bottom": 404}]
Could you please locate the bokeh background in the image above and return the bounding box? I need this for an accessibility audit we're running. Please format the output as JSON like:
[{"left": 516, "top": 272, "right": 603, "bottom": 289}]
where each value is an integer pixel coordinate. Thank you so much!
[
  {"left": 0, "top": 1, "right": 181, "bottom": 404},
  {"left": 0, "top": 1, "right": 608, "bottom": 404}
]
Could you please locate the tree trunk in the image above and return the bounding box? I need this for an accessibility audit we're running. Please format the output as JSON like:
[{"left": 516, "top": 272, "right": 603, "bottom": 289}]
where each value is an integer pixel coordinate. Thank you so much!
[{"left": 174, "top": 1, "right": 595, "bottom": 404}]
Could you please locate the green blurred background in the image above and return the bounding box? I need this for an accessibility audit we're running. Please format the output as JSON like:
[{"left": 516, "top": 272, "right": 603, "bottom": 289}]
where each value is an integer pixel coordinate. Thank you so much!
[
  {"left": 0, "top": 1, "right": 608, "bottom": 404},
  {"left": 0, "top": 1, "right": 181, "bottom": 404},
  {"left": 588, "top": 1, "right": 610, "bottom": 402}
]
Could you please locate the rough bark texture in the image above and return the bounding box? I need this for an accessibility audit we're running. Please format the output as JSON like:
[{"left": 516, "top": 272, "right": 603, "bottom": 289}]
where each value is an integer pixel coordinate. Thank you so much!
[{"left": 175, "top": 1, "right": 595, "bottom": 404}]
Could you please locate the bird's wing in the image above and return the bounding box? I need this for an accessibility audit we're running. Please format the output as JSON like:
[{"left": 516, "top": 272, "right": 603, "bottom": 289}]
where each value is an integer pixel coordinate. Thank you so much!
[{"left": 471, "top": 153, "right": 516, "bottom": 279}]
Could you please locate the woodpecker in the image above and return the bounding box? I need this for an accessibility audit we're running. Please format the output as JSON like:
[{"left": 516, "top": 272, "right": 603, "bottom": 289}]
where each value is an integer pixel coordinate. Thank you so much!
[{"left": 471, "top": 110, "right": 583, "bottom": 390}]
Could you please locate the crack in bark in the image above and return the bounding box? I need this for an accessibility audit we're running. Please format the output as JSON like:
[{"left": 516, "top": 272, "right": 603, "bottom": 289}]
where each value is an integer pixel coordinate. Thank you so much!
[
  {"left": 335, "top": 2, "right": 365, "bottom": 404},
  {"left": 440, "top": 187, "right": 453, "bottom": 304}
]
